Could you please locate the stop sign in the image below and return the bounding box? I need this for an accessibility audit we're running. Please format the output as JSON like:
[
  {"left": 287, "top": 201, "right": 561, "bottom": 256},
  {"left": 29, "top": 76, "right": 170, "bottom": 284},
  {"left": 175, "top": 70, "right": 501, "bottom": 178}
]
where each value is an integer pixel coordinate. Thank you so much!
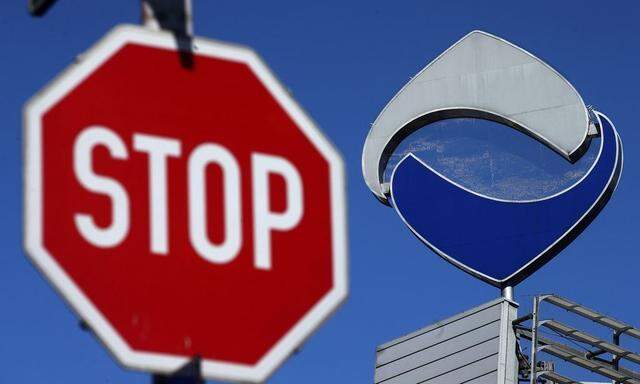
[{"left": 24, "top": 25, "right": 347, "bottom": 382}]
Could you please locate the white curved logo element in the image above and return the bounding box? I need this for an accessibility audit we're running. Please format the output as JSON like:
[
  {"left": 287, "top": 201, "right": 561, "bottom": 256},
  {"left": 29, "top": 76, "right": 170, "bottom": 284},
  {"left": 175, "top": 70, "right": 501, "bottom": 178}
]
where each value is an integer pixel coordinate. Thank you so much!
[{"left": 362, "top": 30, "right": 593, "bottom": 204}]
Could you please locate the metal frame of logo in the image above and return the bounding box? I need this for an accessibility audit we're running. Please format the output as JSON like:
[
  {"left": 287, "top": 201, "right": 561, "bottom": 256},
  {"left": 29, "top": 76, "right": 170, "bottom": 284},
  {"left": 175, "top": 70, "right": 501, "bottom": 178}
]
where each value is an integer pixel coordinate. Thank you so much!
[{"left": 23, "top": 24, "right": 348, "bottom": 383}]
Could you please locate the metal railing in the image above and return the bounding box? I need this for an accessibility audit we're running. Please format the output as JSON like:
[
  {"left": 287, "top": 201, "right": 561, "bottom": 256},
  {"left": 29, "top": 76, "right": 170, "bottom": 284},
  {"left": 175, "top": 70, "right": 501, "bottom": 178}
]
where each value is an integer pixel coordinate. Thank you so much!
[{"left": 514, "top": 294, "right": 640, "bottom": 384}]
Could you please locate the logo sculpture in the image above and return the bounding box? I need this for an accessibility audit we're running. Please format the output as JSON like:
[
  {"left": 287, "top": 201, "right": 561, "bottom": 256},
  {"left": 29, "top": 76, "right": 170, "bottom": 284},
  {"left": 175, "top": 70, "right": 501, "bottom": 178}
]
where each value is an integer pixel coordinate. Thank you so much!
[{"left": 362, "top": 31, "right": 622, "bottom": 287}]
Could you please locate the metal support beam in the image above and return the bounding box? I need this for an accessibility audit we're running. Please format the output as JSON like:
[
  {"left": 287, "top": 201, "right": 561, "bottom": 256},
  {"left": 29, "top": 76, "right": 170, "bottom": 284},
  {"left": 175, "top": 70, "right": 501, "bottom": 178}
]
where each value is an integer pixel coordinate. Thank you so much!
[
  {"left": 517, "top": 328, "right": 640, "bottom": 384},
  {"left": 539, "top": 319, "right": 640, "bottom": 366},
  {"left": 529, "top": 296, "right": 540, "bottom": 384},
  {"left": 502, "top": 286, "right": 514, "bottom": 301},
  {"left": 543, "top": 295, "right": 640, "bottom": 341},
  {"left": 512, "top": 313, "right": 533, "bottom": 326},
  {"left": 614, "top": 330, "right": 623, "bottom": 384},
  {"left": 537, "top": 370, "right": 581, "bottom": 384}
]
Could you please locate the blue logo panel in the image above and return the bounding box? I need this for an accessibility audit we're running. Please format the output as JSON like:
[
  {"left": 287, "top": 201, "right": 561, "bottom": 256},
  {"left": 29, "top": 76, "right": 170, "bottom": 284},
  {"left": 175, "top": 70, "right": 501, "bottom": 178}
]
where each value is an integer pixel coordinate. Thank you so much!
[{"left": 390, "top": 113, "right": 622, "bottom": 287}]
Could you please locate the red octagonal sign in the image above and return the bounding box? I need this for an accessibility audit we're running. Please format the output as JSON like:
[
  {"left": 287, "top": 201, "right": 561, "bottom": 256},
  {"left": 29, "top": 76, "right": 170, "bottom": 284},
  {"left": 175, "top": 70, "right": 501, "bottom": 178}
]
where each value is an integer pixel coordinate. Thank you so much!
[{"left": 24, "top": 25, "right": 347, "bottom": 382}]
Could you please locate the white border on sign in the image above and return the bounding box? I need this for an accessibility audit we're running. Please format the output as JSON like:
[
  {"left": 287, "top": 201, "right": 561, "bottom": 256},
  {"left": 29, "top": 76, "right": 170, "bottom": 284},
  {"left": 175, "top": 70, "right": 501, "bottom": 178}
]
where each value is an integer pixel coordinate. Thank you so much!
[{"left": 23, "top": 24, "right": 348, "bottom": 383}]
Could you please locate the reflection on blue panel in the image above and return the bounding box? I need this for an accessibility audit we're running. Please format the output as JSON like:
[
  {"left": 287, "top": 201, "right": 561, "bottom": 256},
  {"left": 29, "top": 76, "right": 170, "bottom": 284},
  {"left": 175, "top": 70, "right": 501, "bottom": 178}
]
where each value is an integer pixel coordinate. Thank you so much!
[
  {"left": 390, "top": 114, "right": 622, "bottom": 286},
  {"left": 384, "top": 118, "right": 598, "bottom": 201}
]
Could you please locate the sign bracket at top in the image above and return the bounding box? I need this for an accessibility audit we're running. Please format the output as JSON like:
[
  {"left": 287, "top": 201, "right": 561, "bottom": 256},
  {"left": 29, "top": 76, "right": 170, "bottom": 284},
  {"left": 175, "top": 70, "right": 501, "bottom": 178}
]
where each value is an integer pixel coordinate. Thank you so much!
[
  {"left": 141, "top": 0, "right": 194, "bottom": 68},
  {"left": 29, "top": 0, "right": 196, "bottom": 68},
  {"left": 28, "top": 0, "right": 193, "bottom": 37}
]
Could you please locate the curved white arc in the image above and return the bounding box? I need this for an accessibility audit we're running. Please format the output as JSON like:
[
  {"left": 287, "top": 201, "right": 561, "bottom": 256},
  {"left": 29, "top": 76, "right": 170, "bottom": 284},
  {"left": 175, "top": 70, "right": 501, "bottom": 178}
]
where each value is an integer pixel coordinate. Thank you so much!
[
  {"left": 389, "top": 110, "right": 621, "bottom": 286},
  {"left": 363, "top": 30, "right": 590, "bottom": 202}
]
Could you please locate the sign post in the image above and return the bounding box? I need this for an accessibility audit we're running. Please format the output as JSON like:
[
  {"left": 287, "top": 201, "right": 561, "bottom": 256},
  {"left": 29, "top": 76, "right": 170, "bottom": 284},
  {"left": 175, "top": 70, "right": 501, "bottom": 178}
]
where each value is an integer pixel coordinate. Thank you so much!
[{"left": 24, "top": 7, "right": 347, "bottom": 383}]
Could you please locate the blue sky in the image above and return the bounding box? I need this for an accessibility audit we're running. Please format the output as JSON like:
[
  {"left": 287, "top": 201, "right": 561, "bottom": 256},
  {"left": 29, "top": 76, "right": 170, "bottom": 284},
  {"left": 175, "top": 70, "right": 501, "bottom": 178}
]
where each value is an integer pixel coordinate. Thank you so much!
[{"left": 1, "top": 1, "right": 640, "bottom": 383}]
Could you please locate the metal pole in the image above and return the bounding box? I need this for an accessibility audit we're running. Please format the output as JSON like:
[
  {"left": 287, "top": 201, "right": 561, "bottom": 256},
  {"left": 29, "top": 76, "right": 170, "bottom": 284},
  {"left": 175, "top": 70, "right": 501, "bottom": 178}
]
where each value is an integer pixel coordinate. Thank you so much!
[
  {"left": 612, "top": 330, "right": 621, "bottom": 384},
  {"left": 141, "top": 0, "right": 194, "bottom": 69},
  {"left": 501, "top": 286, "right": 514, "bottom": 301},
  {"left": 529, "top": 296, "right": 540, "bottom": 384},
  {"left": 141, "top": 0, "right": 193, "bottom": 36}
]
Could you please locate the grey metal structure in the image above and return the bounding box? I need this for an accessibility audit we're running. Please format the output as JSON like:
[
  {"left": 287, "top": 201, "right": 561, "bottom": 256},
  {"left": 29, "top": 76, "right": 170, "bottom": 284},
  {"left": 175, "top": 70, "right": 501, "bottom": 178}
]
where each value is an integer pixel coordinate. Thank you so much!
[
  {"left": 515, "top": 294, "right": 640, "bottom": 384},
  {"left": 362, "top": 30, "right": 593, "bottom": 204},
  {"left": 518, "top": 328, "right": 640, "bottom": 384},
  {"left": 542, "top": 295, "right": 640, "bottom": 341},
  {"left": 142, "top": 0, "right": 193, "bottom": 37},
  {"left": 536, "top": 370, "right": 581, "bottom": 384},
  {"left": 374, "top": 298, "right": 519, "bottom": 384}
]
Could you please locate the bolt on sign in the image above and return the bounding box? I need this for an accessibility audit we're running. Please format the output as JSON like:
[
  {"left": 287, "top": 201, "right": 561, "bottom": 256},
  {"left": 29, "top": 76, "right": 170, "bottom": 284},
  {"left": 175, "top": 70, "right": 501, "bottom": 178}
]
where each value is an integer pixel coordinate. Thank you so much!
[{"left": 24, "top": 25, "right": 347, "bottom": 383}]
